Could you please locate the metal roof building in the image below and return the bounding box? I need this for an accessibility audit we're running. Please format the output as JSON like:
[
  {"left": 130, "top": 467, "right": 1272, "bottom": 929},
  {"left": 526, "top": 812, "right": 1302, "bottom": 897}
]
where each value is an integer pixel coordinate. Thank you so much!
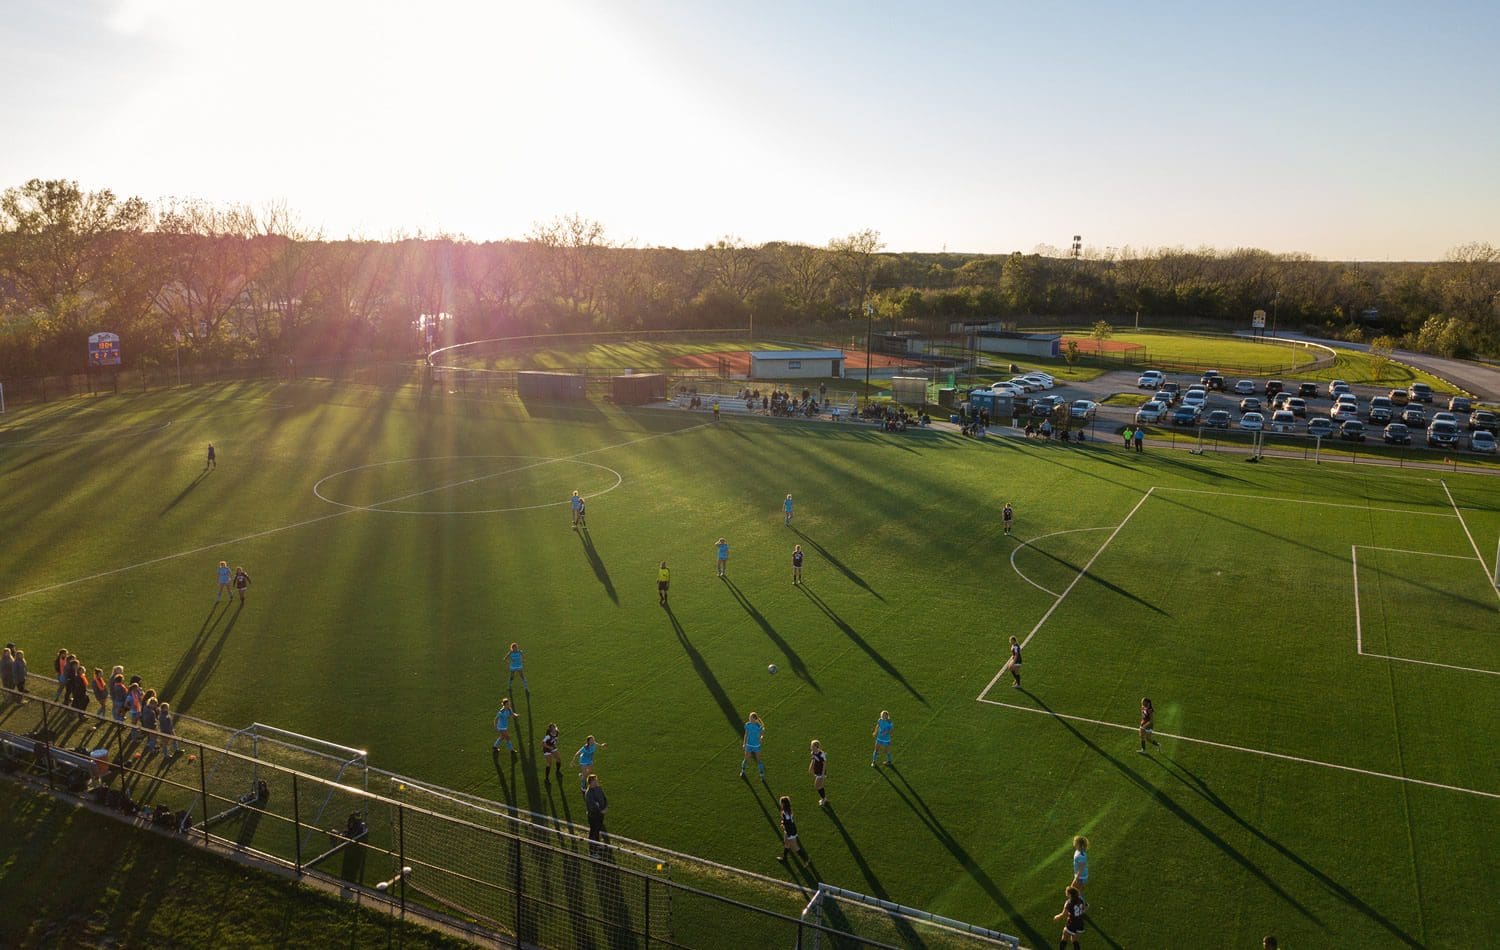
[{"left": 747, "top": 350, "right": 845, "bottom": 379}]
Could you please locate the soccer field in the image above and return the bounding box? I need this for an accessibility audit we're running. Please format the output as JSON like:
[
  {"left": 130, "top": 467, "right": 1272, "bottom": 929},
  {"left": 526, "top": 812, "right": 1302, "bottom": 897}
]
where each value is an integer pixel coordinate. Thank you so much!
[{"left": 3, "top": 378, "right": 1498, "bottom": 948}]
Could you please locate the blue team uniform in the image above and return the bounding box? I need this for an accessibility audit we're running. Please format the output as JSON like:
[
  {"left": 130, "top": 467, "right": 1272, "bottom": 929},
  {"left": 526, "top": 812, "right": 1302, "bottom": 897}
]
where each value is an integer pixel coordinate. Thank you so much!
[
  {"left": 744, "top": 721, "right": 763, "bottom": 752},
  {"left": 508, "top": 650, "right": 523, "bottom": 672}
]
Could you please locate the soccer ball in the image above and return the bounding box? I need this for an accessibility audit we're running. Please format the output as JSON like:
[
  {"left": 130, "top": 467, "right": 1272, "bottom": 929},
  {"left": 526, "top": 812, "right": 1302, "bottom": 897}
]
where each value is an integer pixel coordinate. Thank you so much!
[{"left": 768, "top": 664, "right": 778, "bottom": 674}]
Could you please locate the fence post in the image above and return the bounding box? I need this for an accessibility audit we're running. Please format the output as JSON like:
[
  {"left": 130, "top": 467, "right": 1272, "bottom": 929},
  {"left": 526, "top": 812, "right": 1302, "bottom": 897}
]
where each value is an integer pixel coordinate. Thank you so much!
[
  {"left": 198, "top": 744, "right": 210, "bottom": 843},
  {"left": 40, "top": 701, "right": 55, "bottom": 790},
  {"left": 398, "top": 803, "right": 406, "bottom": 918},
  {"left": 292, "top": 774, "right": 302, "bottom": 876},
  {"left": 513, "top": 834, "right": 523, "bottom": 936}
]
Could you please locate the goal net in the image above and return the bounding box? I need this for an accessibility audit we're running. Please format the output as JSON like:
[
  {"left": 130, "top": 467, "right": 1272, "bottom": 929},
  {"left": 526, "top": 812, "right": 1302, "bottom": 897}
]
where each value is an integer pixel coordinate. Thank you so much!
[{"left": 800, "top": 884, "right": 1021, "bottom": 950}]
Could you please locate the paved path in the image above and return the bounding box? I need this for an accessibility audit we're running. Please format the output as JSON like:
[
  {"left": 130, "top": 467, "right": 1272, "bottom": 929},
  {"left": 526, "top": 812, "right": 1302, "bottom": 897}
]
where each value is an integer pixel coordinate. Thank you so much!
[{"left": 1234, "top": 330, "right": 1500, "bottom": 401}]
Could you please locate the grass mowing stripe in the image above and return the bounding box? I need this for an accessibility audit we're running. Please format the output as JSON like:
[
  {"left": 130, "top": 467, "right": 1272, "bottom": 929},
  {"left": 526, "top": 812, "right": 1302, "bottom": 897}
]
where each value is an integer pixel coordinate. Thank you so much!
[
  {"left": 978, "top": 488, "right": 1155, "bottom": 702},
  {"left": 2, "top": 420, "right": 709, "bottom": 604},
  {"left": 1155, "top": 486, "right": 1457, "bottom": 517},
  {"left": 976, "top": 700, "right": 1500, "bottom": 801}
]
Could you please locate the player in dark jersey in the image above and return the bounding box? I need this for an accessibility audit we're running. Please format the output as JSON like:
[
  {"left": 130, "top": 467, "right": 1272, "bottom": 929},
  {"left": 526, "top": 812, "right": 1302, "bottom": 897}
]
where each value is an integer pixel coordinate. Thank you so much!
[
  {"left": 206, "top": 443, "right": 216, "bottom": 469},
  {"left": 541, "top": 722, "right": 561, "bottom": 783},
  {"left": 792, "top": 545, "right": 804, "bottom": 585},
  {"left": 232, "top": 567, "right": 251, "bottom": 604},
  {"left": 1002, "top": 502, "right": 1013, "bottom": 536},
  {"left": 807, "top": 739, "right": 827, "bottom": 806},
  {"left": 776, "top": 795, "right": 801, "bottom": 863},
  {"left": 1139, "top": 697, "right": 1160, "bottom": 753},
  {"left": 1053, "top": 885, "right": 1087, "bottom": 946},
  {"left": 1007, "top": 636, "right": 1022, "bottom": 688}
]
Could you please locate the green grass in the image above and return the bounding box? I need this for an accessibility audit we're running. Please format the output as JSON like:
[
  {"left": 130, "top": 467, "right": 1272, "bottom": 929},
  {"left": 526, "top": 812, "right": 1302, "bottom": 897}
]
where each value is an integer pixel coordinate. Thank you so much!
[
  {"left": 3, "top": 379, "right": 1499, "bottom": 948},
  {"left": 1082, "top": 330, "right": 1321, "bottom": 373},
  {"left": 0, "top": 780, "right": 467, "bottom": 949},
  {"left": 1100, "top": 392, "right": 1151, "bottom": 407},
  {"left": 1280, "top": 350, "right": 1459, "bottom": 393}
]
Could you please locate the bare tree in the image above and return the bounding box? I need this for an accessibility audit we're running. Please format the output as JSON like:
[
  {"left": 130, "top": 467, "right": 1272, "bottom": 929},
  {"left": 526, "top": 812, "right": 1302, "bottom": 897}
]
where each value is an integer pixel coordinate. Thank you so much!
[
  {"left": 529, "top": 214, "right": 611, "bottom": 322},
  {"left": 828, "top": 228, "right": 885, "bottom": 316},
  {"left": 704, "top": 235, "right": 764, "bottom": 303}
]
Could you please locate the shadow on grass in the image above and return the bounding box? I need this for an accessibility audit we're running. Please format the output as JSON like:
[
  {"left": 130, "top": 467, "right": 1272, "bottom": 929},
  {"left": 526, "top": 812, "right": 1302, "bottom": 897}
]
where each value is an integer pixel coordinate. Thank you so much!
[
  {"left": 1025, "top": 693, "right": 1326, "bottom": 929},
  {"left": 1012, "top": 538, "right": 1169, "bottom": 617},
  {"left": 665, "top": 605, "right": 742, "bottom": 737},
  {"left": 577, "top": 526, "right": 619, "bottom": 605},
  {"left": 723, "top": 578, "right": 818, "bottom": 691},
  {"left": 791, "top": 529, "right": 883, "bottom": 601},
  {"left": 174, "top": 602, "right": 244, "bottom": 714},
  {"left": 1158, "top": 756, "right": 1423, "bottom": 948},
  {"left": 160, "top": 602, "right": 231, "bottom": 705},
  {"left": 875, "top": 765, "right": 1045, "bottom": 948},
  {"left": 158, "top": 468, "right": 212, "bottom": 516},
  {"left": 798, "top": 585, "right": 926, "bottom": 705}
]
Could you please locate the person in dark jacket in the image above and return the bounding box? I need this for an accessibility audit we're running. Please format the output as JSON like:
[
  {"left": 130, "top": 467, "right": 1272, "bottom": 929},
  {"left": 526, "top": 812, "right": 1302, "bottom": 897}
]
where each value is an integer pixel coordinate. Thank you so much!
[{"left": 584, "top": 774, "right": 608, "bottom": 848}]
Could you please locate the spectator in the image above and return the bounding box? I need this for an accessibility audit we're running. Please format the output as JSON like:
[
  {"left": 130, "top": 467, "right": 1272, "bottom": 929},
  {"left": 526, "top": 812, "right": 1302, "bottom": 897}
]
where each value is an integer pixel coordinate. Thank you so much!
[
  {"left": 158, "top": 702, "right": 181, "bottom": 758},
  {"left": 12, "top": 650, "right": 27, "bottom": 699},
  {"left": 52, "top": 648, "right": 69, "bottom": 701},
  {"left": 1, "top": 644, "right": 14, "bottom": 702},
  {"left": 68, "top": 660, "right": 90, "bottom": 719},
  {"left": 90, "top": 667, "right": 109, "bottom": 718},
  {"left": 584, "top": 774, "right": 609, "bottom": 848},
  {"left": 141, "top": 697, "right": 160, "bottom": 753},
  {"left": 109, "top": 673, "right": 128, "bottom": 723}
]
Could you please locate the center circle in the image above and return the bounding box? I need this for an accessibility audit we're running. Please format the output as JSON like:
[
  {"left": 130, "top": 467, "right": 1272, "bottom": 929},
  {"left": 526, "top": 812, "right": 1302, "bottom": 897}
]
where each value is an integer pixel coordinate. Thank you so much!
[{"left": 312, "top": 455, "right": 624, "bottom": 515}]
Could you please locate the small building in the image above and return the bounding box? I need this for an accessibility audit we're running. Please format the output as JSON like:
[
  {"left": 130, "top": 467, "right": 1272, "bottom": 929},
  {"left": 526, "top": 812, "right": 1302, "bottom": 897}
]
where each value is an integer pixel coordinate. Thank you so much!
[
  {"left": 967, "top": 330, "right": 1061, "bottom": 359},
  {"left": 748, "top": 349, "right": 844, "bottom": 379},
  {"left": 517, "top": 371, "right": 587, "bottom": 400},
  {"left": 611, "top": 373, "right": 666, "bottom": 405}
]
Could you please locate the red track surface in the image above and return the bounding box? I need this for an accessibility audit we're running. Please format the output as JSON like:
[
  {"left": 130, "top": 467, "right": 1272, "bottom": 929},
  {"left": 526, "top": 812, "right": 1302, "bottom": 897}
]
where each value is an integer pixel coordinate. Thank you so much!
[{"left": 1059, "top": 336, "right": 1144, "bottom": 353}]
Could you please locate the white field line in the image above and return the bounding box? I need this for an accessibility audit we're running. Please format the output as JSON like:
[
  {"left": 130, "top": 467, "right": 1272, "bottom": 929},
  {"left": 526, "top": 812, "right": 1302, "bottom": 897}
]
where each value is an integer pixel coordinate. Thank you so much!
[
  {"left": 1007, "top": 527, "right": 1113, "bottom": 598},
  {"left": 978, "top": 488, "right": 1155, "bottom": 702},
  {"left": 977, "top": 698, "right": 1500, "bottom": 802},
  {"left": 1154, "top": 486, "right": 1457, "bottom": 518},
  {"left": 1350, "top": 544, "right": 1500, "bottom": 676},
  {"left": 1, "top": 422, "right": 709, "bottom": 604},
  {"left": 1441, "top": 479, "right": 1500, "bottom": 597}
]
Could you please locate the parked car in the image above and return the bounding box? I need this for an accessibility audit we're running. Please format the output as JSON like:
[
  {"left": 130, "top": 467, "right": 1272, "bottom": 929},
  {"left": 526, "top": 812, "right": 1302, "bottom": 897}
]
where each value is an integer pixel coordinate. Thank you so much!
[
  {"left": 1411, "top": 383, "right": 1434, "bottom": 403},
  {"left": 1428, "top": 420, "right": 1461, "bottom": 448},
  {"left": 1469, "top": 410, "right": 1499, "bottom": 433},
  {"left": 1200, "top": 371, "right": 1226, "bottom": 391},
  {"left": 1472, "top": 431, "right": 1498, "bottom": 453},
  {"left": 1239, "top": 411, "right": 1265, "bottom": 431},
  {"left": 1335, "top": 393, "right": 1359, "bottom": 410},
  {"left": 1383, "top": 423, "right": 1412, "bottom": 445},
  {"left": 1030, "top": 395, "right": 1063, "bottom": 417},
  {"left": 1286, "top": 397, "right": 1308, "bottom": 418},
  {"left": 991, "top": 384, "right": 1025, "bottom": 397},
  {"left": 1432, "top": 411, "right": 1459, "bottom": 427},
  {"left": 1271, "top": 392, "right": 1293, "bottom": 411},
  {"left": 1265, "top": 380, "right": 1284, "bottom": 398},
  {"left": 1159, "top": 381, "right": 1182, "bottom": 397},
  {"left": 1137, "top": 370, "right": 1165, "bottom": 389},
  {"left": 1135, "top": 401, "right": 1168, "bottom": 424},
  {"left": 1171, "top": 405, "right": 1202, "bottom": 426},
  {"left": 1182, "top": 390, "right": 1208, "bottom": 411},
  {"left": 1328, "top": 379, "right": 1350, "bottom": 398},
  {"left": 1233, "top": 379, "right": 1255, "bottom": 395},
  {"left": 1269, "top": 410, "right": 1297, "bottom": 433},
  {"left": 1368, "top": 396, "right": 1394, "bottom": 423},
  {"left": 1069, "top": 399, "right": 1098, "bottom": 420},
  {"left": 1297, "top": 382, "right": 1320, "bottom": 398},
  {"left": 1204, "top": 409, "right": 1232, "bottom": 429},
  {"left": 1448, "top": 395, "right": 1472, "bottom": 413},
  {"left": 1008, "top": 378, "right": 1037, "bottom": 393},
  {"left": 1239, "top": 396, "right": 1263, "bottom": 413},
  {"left": 1155, "top": 387, "right": 1179, "bottom": 406},
  {"left": 1022, "top": 375, "right": 1054, "bottom": 390},
  {"left": 1339, "top": 419, "right": 1367, "bottom": 442},
  {"left": 1388, "top": 389, "right": 1410, "bottom": 406},
  {"left": 1401, "top": 405, "right": 1427, "bottom": 426},
  {"left": 1307, "top": 417, "right": 1336, "bottom": 439},
  {"left": 1331, "top": 403, "right": 1358, "bottom": 421}
]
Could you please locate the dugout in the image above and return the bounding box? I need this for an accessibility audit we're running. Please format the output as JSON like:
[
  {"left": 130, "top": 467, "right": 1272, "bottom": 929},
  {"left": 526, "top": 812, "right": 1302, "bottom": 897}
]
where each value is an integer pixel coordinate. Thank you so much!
[
  {"left": 749, "top": 350, "right": 844, "bottom": 379},
  {"left": 611, "top": 373, "right": 666, "bottom": 405},
  {"left": 517, "top": 371, "right": 587, "bottom": 401},
  {"left": 968, "top": 330, "right": 1061, "bottom": 358},
  {"left": 890, "top": 376, "right": 929, "bottom": 406}
]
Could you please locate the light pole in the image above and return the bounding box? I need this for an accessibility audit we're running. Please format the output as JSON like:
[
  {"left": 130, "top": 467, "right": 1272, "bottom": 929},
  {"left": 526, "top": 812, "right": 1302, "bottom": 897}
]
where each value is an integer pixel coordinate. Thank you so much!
[
  {"left": 863, "top": 303, "right": 874, "bottom": 405},
  {"left": 1271, "top": 292, "right": 1281, "bottom": 337}
]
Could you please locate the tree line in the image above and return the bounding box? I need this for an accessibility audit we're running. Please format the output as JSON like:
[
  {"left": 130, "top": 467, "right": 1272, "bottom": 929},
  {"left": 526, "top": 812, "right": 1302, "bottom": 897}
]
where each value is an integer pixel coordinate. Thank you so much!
[{"left": 2, "top": 178, "right": 1497, "bottom": 378}]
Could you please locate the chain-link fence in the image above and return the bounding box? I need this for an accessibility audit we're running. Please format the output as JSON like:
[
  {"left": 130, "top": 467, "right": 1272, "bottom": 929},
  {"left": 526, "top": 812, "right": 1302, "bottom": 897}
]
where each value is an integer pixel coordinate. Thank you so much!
[{"left": 0, "top": 680, "right": 1015, "bottom": 949}]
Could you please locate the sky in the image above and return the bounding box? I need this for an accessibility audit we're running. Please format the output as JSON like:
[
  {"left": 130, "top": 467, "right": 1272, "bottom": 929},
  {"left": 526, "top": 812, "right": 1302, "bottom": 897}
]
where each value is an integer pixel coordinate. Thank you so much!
[{"left": 2, "top": 0, "right": 1497, "bottom": 260}]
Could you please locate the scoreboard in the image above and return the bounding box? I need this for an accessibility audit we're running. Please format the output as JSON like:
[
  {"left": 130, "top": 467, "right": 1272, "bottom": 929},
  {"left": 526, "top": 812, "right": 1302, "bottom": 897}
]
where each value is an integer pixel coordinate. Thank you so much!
[{"left": 89, "top": 332, "right": 121, "bottom": 366}]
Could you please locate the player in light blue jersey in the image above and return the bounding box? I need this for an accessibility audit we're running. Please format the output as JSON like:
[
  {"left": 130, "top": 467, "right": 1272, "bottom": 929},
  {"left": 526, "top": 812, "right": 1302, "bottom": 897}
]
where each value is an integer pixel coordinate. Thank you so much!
[
  {"left": 871, "top": 710, "right": 893, "bottom": 766},
  {"left": 492, "top": 698, "right": 517, "bottom": 754},
  {"left": 216, "top": 560, "right": 231, "bottom": 602},
  {"left": 715, "top": 538, "right": 730, "bottom": 577},
  {"left": 783, "top": 494, "right": 794, "bottom": 526},
  {"left": 740, "top": 712, "right": 765, "bottom": 778},
  {"left": 507, "top": 642, "right": 528, "bottom": 694},
  {"left": 574, "top": 734, "right": 606, "bottom": 791},
  {"left": 570, "top": 490, "right": 583, "bottom": 528}
]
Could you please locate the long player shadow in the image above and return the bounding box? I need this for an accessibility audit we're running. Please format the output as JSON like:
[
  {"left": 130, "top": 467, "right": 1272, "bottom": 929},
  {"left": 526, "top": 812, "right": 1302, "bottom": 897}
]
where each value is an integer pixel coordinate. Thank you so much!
[
  {"left": 160, "top": 602, "right": 231, "bottom": 704},
  {"left": 576, "top": 527, "right": 619, "bottom": 605},
  {"left": 158, "top": 469, "right": 212, "bottom": 516},
  {"left": 173, "top": 603, "right": 244, "bottom": 714},
  {"left": 723, "top": 579, "right": 819, "bottom": 690},
  {"left": 798, "top": 585, "right": 926, "bottom": 705},
  {"left": 1156, "top": 755, "right": 1423, "bottom": 948},
  {"left": 664, "top": 605, "right": 742, "bottom": 737},
  {"left": 792, "top": 529, "right": 884, "bottom": 601},
  {"left": 1023, "top": 693, "right": 1333, "bottom": 932},
  {"left": 875, "top": 766, "right": 1046, "bottom": 949}
]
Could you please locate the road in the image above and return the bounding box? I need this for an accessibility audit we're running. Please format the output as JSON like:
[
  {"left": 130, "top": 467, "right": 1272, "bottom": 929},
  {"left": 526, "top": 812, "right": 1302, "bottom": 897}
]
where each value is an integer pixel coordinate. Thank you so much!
[{"left": 1233, "top": 330, "right": 1500, "bottom": 401}]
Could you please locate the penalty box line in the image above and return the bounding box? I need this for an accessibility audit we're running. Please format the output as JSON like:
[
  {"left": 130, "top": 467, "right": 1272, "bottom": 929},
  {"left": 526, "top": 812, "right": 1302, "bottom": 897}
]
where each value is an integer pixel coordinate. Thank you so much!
[
  {"left": 978, "top": 487, "right": 1156, "bottom": 703},
  {"left": 978, "top": 698, "right": 1500, "bottom": 802},
  {"left": 1351, "top": 544, "right": 1500, "bottom": 678},
  {"left": 0, "top": 422, "right": 710, "bottom": 605}
]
